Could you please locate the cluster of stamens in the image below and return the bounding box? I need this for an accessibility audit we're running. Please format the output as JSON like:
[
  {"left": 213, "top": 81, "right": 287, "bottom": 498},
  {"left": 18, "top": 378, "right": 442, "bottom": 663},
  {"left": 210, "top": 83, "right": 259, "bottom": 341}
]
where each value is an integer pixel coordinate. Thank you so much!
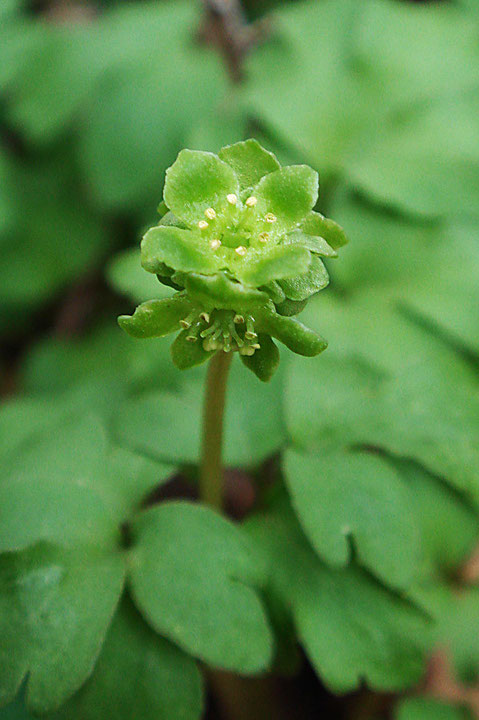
[
  {"left": 195, "top": 195, "right": 277, "bottom": 257},
  {"left": 180, "top": 309, "right": 260, "bottom": 356}
]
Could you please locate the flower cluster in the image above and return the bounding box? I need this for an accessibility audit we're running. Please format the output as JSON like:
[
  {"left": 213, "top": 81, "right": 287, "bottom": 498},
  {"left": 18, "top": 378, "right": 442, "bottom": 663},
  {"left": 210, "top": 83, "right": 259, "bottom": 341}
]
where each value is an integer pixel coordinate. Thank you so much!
[{"left": 119, "top": 140, "right": 347, "bottom": 380}]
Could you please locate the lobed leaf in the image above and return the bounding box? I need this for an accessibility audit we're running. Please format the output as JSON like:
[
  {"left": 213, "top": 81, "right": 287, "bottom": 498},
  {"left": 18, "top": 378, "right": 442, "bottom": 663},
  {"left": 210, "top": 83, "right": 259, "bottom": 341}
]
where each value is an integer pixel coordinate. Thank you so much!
[
  {"left": 245, "top": 496, "right": 431, "bottom": 693},
  {"left": 0, "top": 544, "right": 125, "bottom": 713},
  {"left": 50, "top": 598, "right": 203, "bottom": 720},
  {"left": 128, "top": 502, "right": 273, "bottom": 673},
  {"left": 283, "top": 448, "right": 421, "bottom": 589}
]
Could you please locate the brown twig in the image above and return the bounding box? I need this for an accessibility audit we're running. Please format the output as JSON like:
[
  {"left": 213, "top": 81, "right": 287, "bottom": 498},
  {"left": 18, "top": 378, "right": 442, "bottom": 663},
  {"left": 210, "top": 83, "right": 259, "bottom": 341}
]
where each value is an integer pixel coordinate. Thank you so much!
[{"left": 199, "top": 0, "right": 269, "bottom": 83}]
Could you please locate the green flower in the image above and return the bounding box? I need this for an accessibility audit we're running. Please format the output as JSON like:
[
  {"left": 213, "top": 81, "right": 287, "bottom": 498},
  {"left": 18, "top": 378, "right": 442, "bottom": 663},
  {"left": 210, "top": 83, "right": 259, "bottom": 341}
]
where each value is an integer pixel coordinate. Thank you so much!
[{"left": 119, "top": 139, "right": 347, "bottom": 381}]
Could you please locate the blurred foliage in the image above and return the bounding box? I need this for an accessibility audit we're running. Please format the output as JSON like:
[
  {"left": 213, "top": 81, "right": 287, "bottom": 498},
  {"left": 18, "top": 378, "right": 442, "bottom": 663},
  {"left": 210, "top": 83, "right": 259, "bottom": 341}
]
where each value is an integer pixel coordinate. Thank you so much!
[{"left": 1, "top": 0, "right": 479, "bottom": 718}]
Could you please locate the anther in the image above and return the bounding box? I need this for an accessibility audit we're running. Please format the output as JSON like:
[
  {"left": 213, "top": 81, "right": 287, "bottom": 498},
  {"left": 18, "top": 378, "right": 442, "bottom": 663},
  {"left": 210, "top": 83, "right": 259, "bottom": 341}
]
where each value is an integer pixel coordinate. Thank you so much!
[
  {"left": 205, "top": 208, "right": 216, "bottom": 220},
  {"left": 245, "top": 316, "right": 257, "bottom": 340},
  {"left": 245, "top": 196, "right": 257, "bottom": 208},
  {"left": 240, "top": 346, "right": 255, "bottom": 356},
  {"left": 199, "top": 312, "right": 210, "bottom": 323},
  {"left": 180, "top": 311, "right": 197, "bottom": 329},
  {"left": 233, "top": 314, "right": 245, "bottom": 324},
  {"left": 226, "top": 194, "right": 237, "bottom": 205},
  {"left": 186, "top": 335, "right": 198, "bottom": 343},
  {"left": 198, "top": 220, "right": 209, "bottom": 230},
  {"left": 265, "top": 213, "right": 277, "bottom": 223},
  {"left": 251, "top": 343, "right": 261, "bottom": 350},
  {"left": 210, "top": 239, "right": 221, "bottom": 250},
  {"left": 259, "top": 232, "right": 270, "bottom": 243},
  {"left": 235, "top": 246, "right": 247, "bottom": 256}
]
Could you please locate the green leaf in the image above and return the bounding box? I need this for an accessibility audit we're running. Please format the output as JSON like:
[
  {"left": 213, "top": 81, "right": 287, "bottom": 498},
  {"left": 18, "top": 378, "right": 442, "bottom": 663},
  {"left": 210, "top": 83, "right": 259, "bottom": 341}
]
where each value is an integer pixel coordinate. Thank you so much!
[
  {"left": 283, "top": 449, "right": 421, "bottom": 589},
  {"left": 253, "top": 166, "right": 319, "bottom": 234},
  {"left": 107, "top": 248, "right": 172, "bottom": 304},
  {"left": 299, "top": 212, "right": 348, "bottom": 250},
  {"left": 0, "top": 413, "right": 172, "bottom": 553},
  {"left": 0, "top": 416, "right": 119, "bottom": 553},
  {"left": 118, "top": 295, "right": 194, "bottom": 339},
  {"left": 141, "top": 226, "right": 221, "bottom": 276},
  {"left": 245, "top": 496, "right": 431, "bottom": 693},
  {"left": 129, "top": 502, "right": 273, "bottom": 673},
  {"left": 236, "top": 245, "right": 311, "bottom": 288},
  {"left": 395, "top": 698, "right": 473, "bottom": 720},
  {"left": 286, "top": 293, "right": 479, "bottom": 500},
  {"left": 240, "top": 335, "right": 280, "bottom": 382},
  {"left": 437, "top": 589, "right": 479, "bottom": 685},
  {"left": 164, "top": 149, "right": 239, "bottom": 227},
  {"left": 393, "top": 459, "right": 478, "bottom": 578},
  {"left": 6, "top": 28, "right": 103, "bottom": 144},
  {"left": 0, "top": 544, "right": 125, "bottom": 713},
  {"left": 279, "top": 255, "right": 329, "bottom": 301},
  {"left": 114, "top": 361, "right": 286, "bottom": 468},
  {"left": 243, "top": 0, "right": 371, "bottom": 177},
  {"left": 256, "top": 306, "right": 327, "bottom": 356},
  {"left": 348, "top": 93, "right": 479, "bottom": 218},
  {"left": 0, "top": 694, "right": 34, "bottom": 720},
  {"left": 185, "top": 272, "right": 269, "bottom": 311},
  {"left": 101, "top": 447, "right": 175, "bottom": 525},
  {"left": 76, "top": 1, "right": 228, "bottom": 208},
  {"left": 0, "top": 156, "right": 109, "bottom": 308},
  {"left": 170, "top": 330, "right": 214, "bottom": 370},
  {"left": 50, "top": 597, "right": 203, "bottom": 720},
  {"left": 218, "top": 139, "right": 280, "bottom": 195},
  {"left": 21, "top": 323, "right": 178, "bottom": 398}
]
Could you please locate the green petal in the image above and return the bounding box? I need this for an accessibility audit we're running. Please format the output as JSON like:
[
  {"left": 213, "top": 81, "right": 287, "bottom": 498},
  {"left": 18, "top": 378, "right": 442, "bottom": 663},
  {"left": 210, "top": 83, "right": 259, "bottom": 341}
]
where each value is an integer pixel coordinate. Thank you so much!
[
  {"left": 237, "top": 245, "right": 311, "bottom": 287},
  {"left": 219, "top": 139, "right": 280, "bottom": 195},
  {"left": 284, "top": 229, "right": 338, "bottom": 257},
  {"left": 141, "top": 226, "right": 221, "bottom": 276},
  {"left": 118, "top": 295, "right": 193, "bottom": 339},
  {"left": 275, "top": 298, "right": 308, "bottom": 317},
  {"left": 256, "top": 306, "right": 327, "bottom": 356},
  {"left": 253, "top": 166, "right": 319, "bottom": 233},
  {"left": 163, "top": 149, "right": 239, "bottom": 227},
  {"left": 241, "top": 335, "right": 280, "bottom": 382},
  {"left": 279, "top": 256, "right": 329, "bottom": 301},
  {"left": 300, "top": 211, "right": 348, "bottom": 250},
  {"left": 261, "top": 280, "right": 286, "bottom": 304},
  {"left": 171, "top": 330, "right": 214, "bottom": 370},
  {"left": 185, "top": 272, "right": 269, "bottom": 311}
]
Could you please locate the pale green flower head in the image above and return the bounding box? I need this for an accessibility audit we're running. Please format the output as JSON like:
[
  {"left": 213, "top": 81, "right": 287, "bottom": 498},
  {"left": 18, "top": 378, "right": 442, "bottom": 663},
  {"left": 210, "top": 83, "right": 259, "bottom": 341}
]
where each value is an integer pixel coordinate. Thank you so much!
[{"left": 119, "top": 139, "right": 347, "bottom": 381}]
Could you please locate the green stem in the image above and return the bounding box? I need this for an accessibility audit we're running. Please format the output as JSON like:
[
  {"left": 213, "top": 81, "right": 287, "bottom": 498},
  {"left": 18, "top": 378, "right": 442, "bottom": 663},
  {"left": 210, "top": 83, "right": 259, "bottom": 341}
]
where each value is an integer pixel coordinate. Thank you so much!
[{"left": 199, "top": 350, "right": 233, "bottom": 509}]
